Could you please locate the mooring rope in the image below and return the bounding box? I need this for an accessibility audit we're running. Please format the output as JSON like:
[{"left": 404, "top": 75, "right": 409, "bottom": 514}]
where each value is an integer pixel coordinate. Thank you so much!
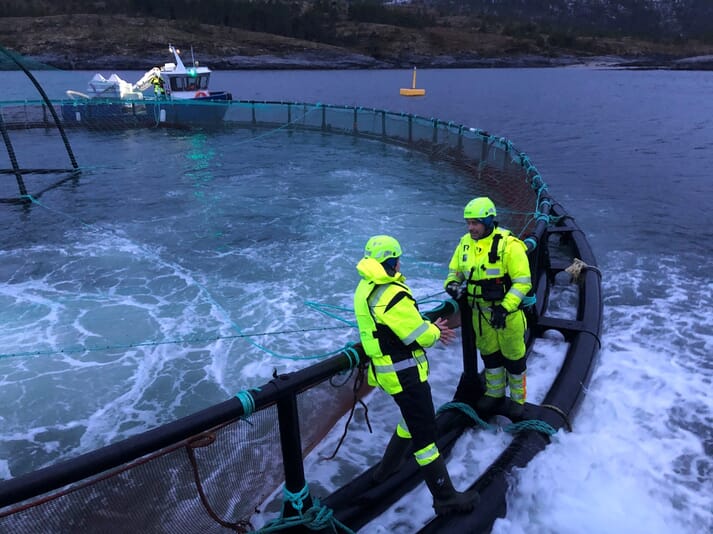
[
  {"left": 437, "top": 401, "right": 557, "bottom": 436},
  {"left": 252, "top": 483, "right": 355, "bottom": 534},
  {"left": 565, "top": 257, "right": 603, "bottom": 283},
  {"left": 0, "top": 324, "right": 354, "bottom": 362}
]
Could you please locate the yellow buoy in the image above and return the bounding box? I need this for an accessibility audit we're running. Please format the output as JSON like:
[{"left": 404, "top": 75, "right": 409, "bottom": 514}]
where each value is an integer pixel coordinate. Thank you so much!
[{"left": 400, "top": 67, "right": 425, "bottom": 97}]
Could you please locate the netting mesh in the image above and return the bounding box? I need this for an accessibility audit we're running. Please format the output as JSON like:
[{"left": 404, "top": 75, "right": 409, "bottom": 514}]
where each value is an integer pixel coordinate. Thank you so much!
[
  {"left": 0, "top": 68, "right": 549, "bottom": 532},
  {"left": 1, "top": 100, "right": 541, "bottom": 235},
  {"left": 0, "top": 374, "right": 364, "bottom": 533}
]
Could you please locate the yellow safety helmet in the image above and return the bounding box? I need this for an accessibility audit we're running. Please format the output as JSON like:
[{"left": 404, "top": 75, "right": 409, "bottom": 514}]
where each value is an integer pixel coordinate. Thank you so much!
[
  {"left": 463, "top": 197, "right": 497, "bottom": 220},
  {"left": 364, "top": 235, "right": 402, "bottom": 262}
]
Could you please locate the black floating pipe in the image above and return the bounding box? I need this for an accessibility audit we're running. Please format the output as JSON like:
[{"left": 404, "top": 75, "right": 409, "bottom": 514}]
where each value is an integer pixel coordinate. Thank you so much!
[{"left": 0, "top": 46, "right": 78, "bottom": 169}]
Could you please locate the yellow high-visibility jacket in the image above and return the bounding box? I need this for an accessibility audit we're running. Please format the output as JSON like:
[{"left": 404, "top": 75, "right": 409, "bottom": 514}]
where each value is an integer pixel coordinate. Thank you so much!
[
  {"left": 354, "top": 257, "right": 440, "bottom": 395},
  {"left": 444, "top": 227, "right": 532, "bottom": 313}
]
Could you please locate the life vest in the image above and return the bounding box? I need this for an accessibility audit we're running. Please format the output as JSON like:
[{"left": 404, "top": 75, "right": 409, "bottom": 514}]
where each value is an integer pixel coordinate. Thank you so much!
[{"left": 445, "top": 227, "right": 531, "bottom": 313}]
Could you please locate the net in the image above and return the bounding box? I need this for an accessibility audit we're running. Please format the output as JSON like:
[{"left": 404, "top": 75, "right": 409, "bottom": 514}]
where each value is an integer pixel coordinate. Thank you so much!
[{"left": 1, "top": 99, "right": 544, "bottom": 239}]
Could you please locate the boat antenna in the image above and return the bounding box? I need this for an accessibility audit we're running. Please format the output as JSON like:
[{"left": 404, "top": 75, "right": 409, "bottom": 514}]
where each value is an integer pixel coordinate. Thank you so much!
[{"left": 190, "top": 46, "right": 196, "bottom": 67}]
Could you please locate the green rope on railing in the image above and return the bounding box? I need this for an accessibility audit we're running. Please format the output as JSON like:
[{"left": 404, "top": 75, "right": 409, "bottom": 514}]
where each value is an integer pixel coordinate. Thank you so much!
[
  {"left": 235, "top": 389, "right": 258, "bottom": 416},
  {"left": 437, "top": 401, "right": 558, "bottom": 436},
  {"left": 253, "top": 483, "right": 355, "bottom": 534},
  {"left": 342, "top": 342, "right": 362, "bottom": 368}
]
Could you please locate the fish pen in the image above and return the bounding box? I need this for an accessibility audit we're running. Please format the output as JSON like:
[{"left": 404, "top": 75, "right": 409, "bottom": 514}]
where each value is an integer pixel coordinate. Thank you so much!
[{"left": 0, "top": 93, "right": 602, "bottom": 532}]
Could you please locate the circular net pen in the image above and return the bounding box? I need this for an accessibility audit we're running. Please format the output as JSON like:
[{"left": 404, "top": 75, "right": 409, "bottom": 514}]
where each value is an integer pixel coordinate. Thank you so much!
[{"left": 0, "top": 99, "right": 602, "bottom": 534}]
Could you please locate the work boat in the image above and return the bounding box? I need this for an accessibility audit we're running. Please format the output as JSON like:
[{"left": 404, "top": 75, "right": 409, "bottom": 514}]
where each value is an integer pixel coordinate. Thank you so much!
[{"left": 62, "top": 44, "right": 232, "bottom": 127}]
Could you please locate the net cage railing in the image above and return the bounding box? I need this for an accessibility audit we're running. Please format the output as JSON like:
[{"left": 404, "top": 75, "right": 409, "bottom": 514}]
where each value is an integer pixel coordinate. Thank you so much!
[
  {"left": 1, "top": 99, "right": 544, "bottom": 237},
  {"left": 0, "top": 98, "right": 553, "bottom": 533}
]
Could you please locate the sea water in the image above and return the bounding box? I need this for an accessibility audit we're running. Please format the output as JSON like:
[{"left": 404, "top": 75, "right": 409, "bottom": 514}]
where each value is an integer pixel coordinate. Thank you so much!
[{"left": 1, "top": 67, "right": 711, "bottom": 532}]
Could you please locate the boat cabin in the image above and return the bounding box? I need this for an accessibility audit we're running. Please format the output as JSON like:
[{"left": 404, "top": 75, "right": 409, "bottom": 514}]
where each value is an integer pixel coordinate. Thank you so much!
[{"left": 165, "top": 72, "right": 210, "bottom": 93}]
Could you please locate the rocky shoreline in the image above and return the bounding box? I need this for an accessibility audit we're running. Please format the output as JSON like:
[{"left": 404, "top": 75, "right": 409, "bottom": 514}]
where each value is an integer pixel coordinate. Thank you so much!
[
  {"left": 3, "top": 14, "right": 713, "bottom": 72},
  {"left": 13, "top": 49, "right": 713, "bottom": 71}
]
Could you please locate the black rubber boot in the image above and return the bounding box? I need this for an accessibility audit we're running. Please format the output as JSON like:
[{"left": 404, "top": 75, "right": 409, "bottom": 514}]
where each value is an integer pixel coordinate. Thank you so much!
[
  {"left": 476, "top": 394, "right": 505, "bottom": 416},
  {"left": 371, "top": 432, "right": 411, "bottom": 484},
  {"left": 421, "top": 457, "right": 480, "bottom": 515},
  {"left": 507, "top": 399, "right": 525, "bottom": 420}
]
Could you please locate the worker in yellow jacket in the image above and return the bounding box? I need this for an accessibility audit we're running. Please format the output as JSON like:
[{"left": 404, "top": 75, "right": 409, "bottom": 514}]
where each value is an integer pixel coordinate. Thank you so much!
[
  {"left": 151, "top": 73, "right": 166, "bottom": 98},
  {"left": 354, "top": 235, "right": 479, "bottom": 516},
  {"left": 444, "top": 197, "right": 532, "bottom": 417}
]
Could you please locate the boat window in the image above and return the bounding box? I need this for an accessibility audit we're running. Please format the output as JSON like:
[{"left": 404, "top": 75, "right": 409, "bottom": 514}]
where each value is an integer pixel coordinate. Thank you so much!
[
  {"left": 170, "top": 77, "right": 185, "bottom": 91},
  {"left": 168, "top": 75, "right": 208, "bottom": 92}
]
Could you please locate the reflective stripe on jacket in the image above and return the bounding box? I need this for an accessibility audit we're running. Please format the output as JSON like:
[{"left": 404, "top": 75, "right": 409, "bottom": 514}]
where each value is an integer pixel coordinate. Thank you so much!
[
  {"left": 354, "top": 257, "right": 440, "bottom": 395},
  {"left": 444, "top": 227, "right": 532, "bottom": 313}
]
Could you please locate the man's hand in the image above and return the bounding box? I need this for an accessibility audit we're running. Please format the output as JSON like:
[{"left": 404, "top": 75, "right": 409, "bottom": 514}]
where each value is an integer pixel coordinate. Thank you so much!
[
  {"left": 489, "top": 305, "right": 508, "bottom": 330},
  {"left": 445, "top": 282, "right": 463, "bottom": 299},
  {"left": 434, "top": 317, "right": 456, "bottom": 345}
]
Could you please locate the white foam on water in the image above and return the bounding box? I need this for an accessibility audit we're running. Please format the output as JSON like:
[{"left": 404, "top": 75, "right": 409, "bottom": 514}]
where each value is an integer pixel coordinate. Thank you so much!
[
  {"left": 252, "top": 247, "right": 713, "bottom": 533},
  {"left": 488, "top": 252, "right": 713, "bottom": 534},
  {"left": 0, "top": 129, "right": 488, "bottom": 480}
]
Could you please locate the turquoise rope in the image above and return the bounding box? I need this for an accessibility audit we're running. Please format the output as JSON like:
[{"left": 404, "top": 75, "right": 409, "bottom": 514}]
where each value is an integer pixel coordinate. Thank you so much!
[
  {"left": 523, "top": 236, "right": 537, "bottom": 250},
  {"left": 253, "top": 483, "right": 355, "bottom": 534},
  {"left": 193, "top": 281, "right": 352, "bottom": 362},
  {"left": 437, "top": 401, "right": 557, "bottom": 436},
  {"left": 437, "top": 401, "right": 491, "bottom": 430},
  {"left": 0, "top": 325, "right": 353, "bottom": 362},
  {"left": 0, "top": 213, "right": 356, "bottom": 363},
  {"left": 521, "top": 294, "right": 537, "bottom": 308},
  {"left": 0, "top": 294, "right": 453, "bottom": 362},
  {"left": 235, "top": 389, "right": 258, "bottom": 416},
  {"left": 304, "top": 301, "right": 357, "bottom": 328},
  {"left": 342, "top": 343, "right": 363, "bottom": 368}
]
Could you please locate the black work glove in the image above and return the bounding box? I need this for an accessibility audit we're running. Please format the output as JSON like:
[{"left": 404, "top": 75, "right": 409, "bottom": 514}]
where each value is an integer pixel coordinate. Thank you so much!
[
  {"left": 489, "top": 305, "right": 508, "bottom": 329},
  {"left": 445, "top": 282, "right": 463, "bottom": 299}
]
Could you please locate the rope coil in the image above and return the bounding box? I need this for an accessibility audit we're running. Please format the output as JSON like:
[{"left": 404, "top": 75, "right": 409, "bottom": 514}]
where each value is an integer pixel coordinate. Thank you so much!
[
  {"left": 438, "top": 401, "right": 557, "bottom": 436},
  {"left": 252, "top": 483, "right": 355, "bottom": 533},
  {"left": 565, "top": 258, "right": 602, "bottom": 283}
]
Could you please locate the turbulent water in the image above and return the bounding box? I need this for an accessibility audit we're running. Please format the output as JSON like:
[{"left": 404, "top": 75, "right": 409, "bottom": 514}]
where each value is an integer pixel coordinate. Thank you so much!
[{"left": 1, "top": 67, "right": 711, "bottom": 533}]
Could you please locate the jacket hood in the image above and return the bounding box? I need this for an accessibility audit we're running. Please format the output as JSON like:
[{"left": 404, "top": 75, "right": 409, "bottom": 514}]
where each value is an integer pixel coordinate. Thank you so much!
[{"left": 356, "top": 257, "right": 405, "bottom": 284}]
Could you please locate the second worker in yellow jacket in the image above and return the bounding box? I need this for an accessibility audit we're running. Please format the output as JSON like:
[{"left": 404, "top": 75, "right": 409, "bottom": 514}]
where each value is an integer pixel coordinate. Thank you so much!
[
  {"left": 444, "top": 197, "right": 532, "bottom": 418},
  {"left": 355, "top": 235, "right": 479, "bottom": 516}
]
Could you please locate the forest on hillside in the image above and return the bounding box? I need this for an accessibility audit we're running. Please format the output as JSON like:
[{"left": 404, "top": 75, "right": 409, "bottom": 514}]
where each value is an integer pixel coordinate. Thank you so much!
[
  {"left": 4, "top": 1, "right": 713, "bottom": 70},
  {"left": 3, "top": 0, "right": 711, "bottom": 47}
]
